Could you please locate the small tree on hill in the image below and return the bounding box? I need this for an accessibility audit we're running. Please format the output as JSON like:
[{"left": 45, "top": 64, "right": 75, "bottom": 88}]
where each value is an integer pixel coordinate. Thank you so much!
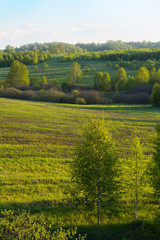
[
  {"left": 116, "top": 67, "right": 127, "bottom": 90},
  {"left": 72, "top": 117, "right": 119, "bottom": 225},
  {"left": 149, "top": 67, "right": 157, "bottom": 85},
  {"left": 41, "top": 76, "right": 47, "bottom": 87},
  {"left": 6, "top": 60, "right": 29, "bottom": 87},
  {"left": 135, "top": 66, "right": 149, "bottom": 86},
  {"left": 68, "top": 62, "right": 82, "bottom": 84}
]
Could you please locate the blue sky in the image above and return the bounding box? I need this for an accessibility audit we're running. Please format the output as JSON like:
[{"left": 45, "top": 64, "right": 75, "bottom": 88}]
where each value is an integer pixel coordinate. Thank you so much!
[{"left": 0, "top": 0, "right": 160, "bottom": 49}]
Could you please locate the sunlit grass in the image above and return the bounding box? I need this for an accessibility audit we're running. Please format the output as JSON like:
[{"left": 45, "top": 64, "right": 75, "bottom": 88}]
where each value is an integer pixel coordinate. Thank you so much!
[{"left": 0, "top": 98, "right": 160, "bottom": 235}]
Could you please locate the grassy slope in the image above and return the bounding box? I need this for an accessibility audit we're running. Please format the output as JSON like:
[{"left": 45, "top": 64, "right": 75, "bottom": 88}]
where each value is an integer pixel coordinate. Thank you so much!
[
  {"left": 0, "top": 57, "right": 140, "bottom": 86},
  {"left": 0, "top": 98, "right": 160, "bottom": 239}
]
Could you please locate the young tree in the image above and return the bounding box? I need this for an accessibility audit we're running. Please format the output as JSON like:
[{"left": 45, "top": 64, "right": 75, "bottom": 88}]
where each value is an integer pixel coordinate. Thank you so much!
[
  {"left": 6, "top": 60, "right": 29, "bottom": 87},
  {"left": 94, "top": 72, "right": 103, "bottom": 90},
  {"left": 41, "top": 76, "right": 47, "bottom": 86},
  {"left": 68, "top": 62, "right": 82, "bottom": 84},
  {"left": 122, "top": 136, "right": 148, "bottom": 220},
  {"left": 72, "top": 117, "right": 119, "bottom": 225},
  {"left": 101, "top": 72, "right": 111, "bottom": 92},
  {"left": 151, "top": 124, "right": 160, "bottom": 202},
  {"left": 149, "top": 67, "right": 157, "bottom": 85},
  {"left": 116, "top": 67, "right": 127, "bottom": 90},
  {"left": 135, "top": 66, "right": 149, "bottom": 86}
]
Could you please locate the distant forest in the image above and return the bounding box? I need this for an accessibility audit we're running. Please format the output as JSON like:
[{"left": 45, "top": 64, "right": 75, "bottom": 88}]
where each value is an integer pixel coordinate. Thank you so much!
[
  {"left": 12, "top": 40, "right": 160, "bottom": 53},
  {"left": 2, "top": 40, "right": 160, "bottom": 53}
]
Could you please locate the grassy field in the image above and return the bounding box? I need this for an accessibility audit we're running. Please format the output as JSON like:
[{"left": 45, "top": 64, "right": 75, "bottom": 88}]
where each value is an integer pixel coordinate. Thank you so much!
[
  {"left": 0, "top": 57, "right": 141, "bottom": 86},
  {"left": 0, "top": 98, "right": 160, "bottom": 239}
]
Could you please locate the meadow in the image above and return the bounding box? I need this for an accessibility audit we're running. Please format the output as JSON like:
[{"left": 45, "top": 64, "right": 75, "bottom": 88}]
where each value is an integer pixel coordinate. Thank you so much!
[
  {"left": 0, "top": 97, "right": 160, "bottom": 239},
  {"left": 0, "top": 56, "right": 141, "bottom": 86}
]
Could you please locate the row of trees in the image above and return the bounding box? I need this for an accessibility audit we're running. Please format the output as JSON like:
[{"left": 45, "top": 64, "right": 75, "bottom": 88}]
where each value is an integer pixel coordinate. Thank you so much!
[
  {"left": 0, "top": 49, "right": 52, "bottom": 67},
  {"left": 94, "top": 66, "right": 160, "bottom": 92},
  {"left": 60, "top": 48, "right": 160, "bottom": 62},
  {"left": 76, "top": 40, "right": 160, "bottom": 51},
  {"left": 72, "top": 117, "right": 160, "bottom": 224}
]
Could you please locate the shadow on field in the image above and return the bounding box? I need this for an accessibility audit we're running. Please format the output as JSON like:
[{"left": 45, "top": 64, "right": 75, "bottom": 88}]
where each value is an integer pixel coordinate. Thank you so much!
[
  {"left": 1, "top": 201, "right": 160, "bottom": 240},
  {"left": 57, "top": 104, "right": 157, "bottom": 112},
  {"left": 75, "top": 221, "right": 160, "bottom": 240}
]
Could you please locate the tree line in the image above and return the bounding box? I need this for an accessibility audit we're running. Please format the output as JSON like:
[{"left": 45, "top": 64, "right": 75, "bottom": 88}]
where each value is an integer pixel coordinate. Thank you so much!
[
  {"left": 76, "top": 40, "right": 160, "bottom": 51},
  {"left": 59, "top": 48, "right": 160, "bottom": 62},
  {"left": 0, "top": 48, "right": 52, "bottom": 67},
  {"left": 1, "top": 60, "right": 160, "bottom": 106}
]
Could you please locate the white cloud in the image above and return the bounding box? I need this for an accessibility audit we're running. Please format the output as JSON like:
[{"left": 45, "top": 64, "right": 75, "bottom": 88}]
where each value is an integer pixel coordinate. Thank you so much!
[
  {"left": 11, "top": 29, "right": 28, "bottom": 40},
  {"left": 83, "top": 24, "right": 112, "bottom": 30},
  {"left": 19, "top": 24, "right": 36, "bottom": 29},
  {"left": 70, "top": 27, "right": 85, "bottom": 33},
  {"left": 0, "top": 32, "right": 7, "bottom": 40}
]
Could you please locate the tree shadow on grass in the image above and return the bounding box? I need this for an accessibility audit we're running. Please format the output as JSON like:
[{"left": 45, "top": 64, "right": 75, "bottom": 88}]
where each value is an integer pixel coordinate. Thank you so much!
[
  {"left": 76, "top": 220, "right": 160, "bottom": 240},
  {"left": 0, "top": 201, "right": 160, "bottom": 240}
]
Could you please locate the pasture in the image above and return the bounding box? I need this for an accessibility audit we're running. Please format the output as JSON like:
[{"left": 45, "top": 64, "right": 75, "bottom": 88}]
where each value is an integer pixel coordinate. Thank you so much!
[
  {"left": 0, "top": 56, "right": 141, "bottom": 86},
  {"left": 0, "top": 98, "right": 160, "bottom": 239}
]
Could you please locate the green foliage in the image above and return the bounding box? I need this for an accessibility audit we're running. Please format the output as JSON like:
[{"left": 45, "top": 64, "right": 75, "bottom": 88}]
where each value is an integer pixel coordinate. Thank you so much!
[
  {"left": 75, "top": 98, "right": 86, "bottom": 105},
  {"left": 30, "top": 76, "right": 41, "bottom": 89},
  {"left": 156, "top": 69, "right": 160, "bottom": 83},
  {"left": 151, "top": 83, "right": 160, "bottom": 107},
  {"left": 149, "top": 67, "right": 157, "bottom": 84},
  {"left": 0, "top": 210, "right": 86, "bottom": 240},
  {"left": 51, "top": 79, "right": 60, "bottom": 89},
  {"left": 151, "top": 124, "right": 160, "bottom": 201},
  {"left": 41, "top": 75, "right": 47, "bottom": 86},
  {"left": 121, "top": 136, "right": 148, "bottom": 220},
  {"left": 6, "top": 60, "right": 29, "bottom": 87},
  {"left": 125, "top": 75, "right": 136, "bottom": 90},
  {"left": 68, "top": 62, "right": 82, "bottom": 84},
  {"left": 94, "top": 72, "right": 111, "bottom": 92},
  {"left": 116, "top": 67, "right": 127, "bottom": 90},
  {"left": 135, "top": 66, "right": 149, "bottom": 86},
  {"left": 43, "top": 62, "right": 50, "bottom": 70},
  {"left": 72, "top": 117, "right": 119, "bottom": 223}
]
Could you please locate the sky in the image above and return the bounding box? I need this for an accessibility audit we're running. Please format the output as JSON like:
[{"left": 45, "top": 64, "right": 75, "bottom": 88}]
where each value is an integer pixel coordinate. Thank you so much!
[{"left": 0, "top": 0, "right": 160, "bottom": 49}]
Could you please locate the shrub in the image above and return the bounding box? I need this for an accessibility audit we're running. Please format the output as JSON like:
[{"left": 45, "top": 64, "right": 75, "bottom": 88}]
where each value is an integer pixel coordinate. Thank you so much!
[
  {"left": 0, "top": 209, "right": 86, "bottom": 240},
  {"left": 85, "top": 67, "right": 90, "bottom": 72},
  {"left": 75, "top": 98, "right": 86, "bottom": 104},
  {"left": 22, "top": 90, "right": 37, "bottom": 100},
  {"left": 35, "top": 89, "right": 66, "bottom": 103},
  {"left": 4, "top": 87, "right": 22, "bottom": 99}
]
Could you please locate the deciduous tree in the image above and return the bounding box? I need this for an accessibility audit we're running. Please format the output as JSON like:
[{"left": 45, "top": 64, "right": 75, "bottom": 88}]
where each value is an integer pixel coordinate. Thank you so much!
[
  {"left": 68, "top": 62, "right": 82, "bottom": 84},
  {"left": 72, "top": 117, "right": 119, "bottom": 224},
  {"left": 6, "top": 60, "right": 29, "bottom": 87}
]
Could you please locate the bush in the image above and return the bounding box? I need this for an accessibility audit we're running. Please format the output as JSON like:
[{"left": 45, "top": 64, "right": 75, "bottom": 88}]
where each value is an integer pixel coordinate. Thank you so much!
[
  {"left": 35, "top": 89, "right": 66, "bottom": 103},
  {"left": 0, "top": 209, "right": 86, "bottom": 240},
  {"left": 85, "top": 67, "right": 90, "bottom": 72},
  {"left": 22, "top": 90, "right": 37, "bottom": 100},
  {"left": 75, "top": 98, "right": 86, "bottom": 104},
  {"left": 112, "top": 92, "right": 150, "bottom": 104},
  {"left": 4, "top": 88, "right": 22, "bottom": 99}
]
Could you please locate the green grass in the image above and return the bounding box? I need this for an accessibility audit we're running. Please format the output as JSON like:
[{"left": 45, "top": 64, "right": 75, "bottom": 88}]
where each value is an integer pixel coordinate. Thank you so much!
[
  {"left": 0, "top": 98, "right": 160, "bottom": 239},
  {"left": 0, "top": 57, "right": 141, "bottom": 86}
]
